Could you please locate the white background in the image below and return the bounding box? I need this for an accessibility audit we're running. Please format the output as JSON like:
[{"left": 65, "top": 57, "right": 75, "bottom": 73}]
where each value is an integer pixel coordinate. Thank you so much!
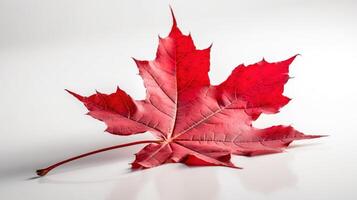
[{"left": 0, "top": 0, "right": 356, "bottom": 199}]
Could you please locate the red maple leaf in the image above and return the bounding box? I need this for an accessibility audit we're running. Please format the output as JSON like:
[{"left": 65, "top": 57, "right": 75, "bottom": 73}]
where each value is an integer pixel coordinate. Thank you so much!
[{"left": 37, "top": 9, "right": 323, "bottom": 176}]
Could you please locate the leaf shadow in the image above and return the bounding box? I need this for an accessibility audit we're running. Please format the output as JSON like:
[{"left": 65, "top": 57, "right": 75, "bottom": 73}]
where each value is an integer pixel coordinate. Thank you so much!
[
  {"left": 32, "top": 164, "right": 221, "bottom": 200},
  {"left": 236, "top": 153, "right": 297, "bottom": 194},
  {"left": 107, "top": 165, "right": 220, "bottom": 200}
]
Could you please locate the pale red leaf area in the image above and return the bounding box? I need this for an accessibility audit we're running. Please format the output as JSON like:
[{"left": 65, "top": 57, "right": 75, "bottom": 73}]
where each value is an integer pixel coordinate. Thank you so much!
[{"left": 37, "top": 10, "right": 323, "bottom": 176}]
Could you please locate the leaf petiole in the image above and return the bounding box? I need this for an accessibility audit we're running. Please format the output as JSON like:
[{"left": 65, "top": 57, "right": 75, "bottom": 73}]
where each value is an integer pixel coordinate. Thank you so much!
[{"left": 36, "top": 139, "right": 162, "bottom": 176}]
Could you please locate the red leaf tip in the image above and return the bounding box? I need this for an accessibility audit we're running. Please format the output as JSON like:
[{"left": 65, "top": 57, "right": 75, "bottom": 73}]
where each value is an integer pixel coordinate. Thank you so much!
[
  {"left": 65, "top": 89, "right": 84, "bottom": 101},
  {"left": 285, "top": 54, "right": 300, "bottom": 65},
  {"left": 307, "top": 134, "right": 329, "bottom": 139},
  {"left": 169, "top": 6, "right": 177, "bottom": 27},
  {"left": 169, "top": 7, "right": 182, "bottom": 36}
]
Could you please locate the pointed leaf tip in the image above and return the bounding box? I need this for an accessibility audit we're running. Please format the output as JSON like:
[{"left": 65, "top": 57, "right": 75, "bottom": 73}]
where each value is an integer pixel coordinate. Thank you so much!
[
  {"left": 65, "top": 89, "right": 84, "bottom": 101},
  {"left": 285, "top": 54, "right": 300, "bottom": 65},
  {"left": 309, "top": 134, "right": 329, "bottom": 139},
  {"left": 169, "top": 6, "right": 177, "bottom": 27},
  {"left": 95, "top": 90, "right": 102, "bottom": 95},
  {"left": 168, "top": 7, "right": 182, "bottom": 36}
]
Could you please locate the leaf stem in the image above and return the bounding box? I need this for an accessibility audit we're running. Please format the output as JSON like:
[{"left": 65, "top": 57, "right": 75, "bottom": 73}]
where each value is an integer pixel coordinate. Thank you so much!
[{"left": 36, "top": 139, "right": 162, "bottom": 176}]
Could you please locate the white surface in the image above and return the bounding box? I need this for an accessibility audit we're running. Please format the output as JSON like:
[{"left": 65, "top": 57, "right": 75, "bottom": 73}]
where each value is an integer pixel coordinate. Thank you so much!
[{"left": 0, "top": 0, "right": 356, "bottom": 199}]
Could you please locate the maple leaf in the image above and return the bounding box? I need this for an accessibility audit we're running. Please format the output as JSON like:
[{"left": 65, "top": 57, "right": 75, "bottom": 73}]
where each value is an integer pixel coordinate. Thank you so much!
[{"left": 37, "top": 9, "right": 323, "bottom": 176}]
